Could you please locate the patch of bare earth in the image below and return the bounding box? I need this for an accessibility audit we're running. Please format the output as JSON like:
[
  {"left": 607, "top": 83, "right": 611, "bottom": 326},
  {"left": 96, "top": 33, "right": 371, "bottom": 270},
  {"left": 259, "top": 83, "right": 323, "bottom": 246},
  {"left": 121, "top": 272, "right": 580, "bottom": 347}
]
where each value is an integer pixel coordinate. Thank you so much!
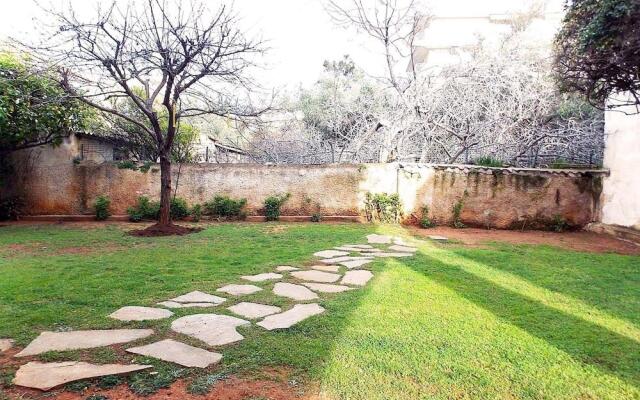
[{"left": 410, "top": 226, "right": 640, "bottom": 255}]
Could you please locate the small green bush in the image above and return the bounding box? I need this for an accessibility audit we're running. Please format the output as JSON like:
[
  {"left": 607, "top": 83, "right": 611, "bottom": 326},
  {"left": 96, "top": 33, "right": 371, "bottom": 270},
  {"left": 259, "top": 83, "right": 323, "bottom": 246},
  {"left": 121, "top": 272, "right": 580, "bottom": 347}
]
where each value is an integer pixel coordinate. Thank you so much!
[
  {"left": 474, "top": 156, "right": 503, "bottom": 168},
  {"left": 264, "top": 193, "right": 291, "bottom": 221},
  {"left": 419, "top": 205, "right": 435, "bottom": 228},
  {"left": 364, "top": 192, "right": 402, "bottom": 223},
  {"left": 170, "top": 197, "right": 189, "bottom": 220},
  {"left": 139, "top": 161, "right": 153, "bottom": 173},
  {"left": 191, "top": 204, "right": 202, "bottom": 222},
  {"left": 311, "top": 213, "right": 323, "bottom": 222},
  {"left": 127, "top": 196, "right": 160, "bottom": 222},
  {"left": 116, "top": 160, "right": 138, "bottom": 170},
  {"left": 94, "top": 195, "right": 111, "bottom": 221},
  {"left": 552, "top": 214, "right": 568, "bottom": 232},
  {"left": 204, "top": 195, "right": 247, "bottom": 218}
]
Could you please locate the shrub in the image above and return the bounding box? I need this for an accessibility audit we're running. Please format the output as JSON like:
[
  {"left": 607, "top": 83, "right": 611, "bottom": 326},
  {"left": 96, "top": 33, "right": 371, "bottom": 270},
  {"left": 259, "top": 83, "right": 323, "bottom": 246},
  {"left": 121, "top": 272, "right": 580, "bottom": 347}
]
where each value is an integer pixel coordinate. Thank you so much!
[
  {"left": 551, "top": 214, "right": 568, "bottom": 232},
  {"left": 127, "top": 196, "right": 160, "bottom": 222},
  {"left": 139, "top": 161, "right": 153, "bottom": 173},
  {"left": 419, "top": 205, "right": 435, "bottom": 228},
  {"left": 190, "top": 204, "right": 202, "bottom": 222},
  {"left": 364, "top": 192, "right": 402, "bottom": 223},
  {"left": 452, "top": 192, "right": 468, "bottom": 229},
  {"left": 0, "top": 196, "right": 23, "bottom": 221},
  {"left": 311, "top": 213, "right": 322, "bottom": 222},
  {"left": 264, "top": 193, "right": 290, "bottom": 221},
  {"left": 204, "top": 195, "right": 247, "bottom": 218},
  {"left": 473, "top": 156, "right": 503, "bottom": 168},
  {"left": 94, "top": 195, "right": 111, "bottom": 221},
  {"left": 116, "top": 160, "right": 138, "bottom": 170},
  {"left": 170, "top": 197, "right": 189, "bottom": 220}
]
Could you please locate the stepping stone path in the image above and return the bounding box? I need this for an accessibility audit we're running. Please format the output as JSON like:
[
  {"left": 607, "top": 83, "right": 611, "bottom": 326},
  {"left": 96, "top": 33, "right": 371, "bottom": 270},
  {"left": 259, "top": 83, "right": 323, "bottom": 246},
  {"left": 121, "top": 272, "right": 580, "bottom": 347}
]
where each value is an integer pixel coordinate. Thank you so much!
[
  {"left": 171, "top": 314, "right": 250, "bottom": 346},
  {"left": 291, "top": 270, "right": 341, "bottom": 283},
  {"left": 109, "top": 306, "right": 173, "bottom": 321},
  {"left": 257, "top": 304, "right": 325, "bottom": 330},
  {"left": 314, "top": 249, "right": 349, "bottom": 258},
  {"left": 13, "top": 361, "right": 151, "bottom": 391},
  {"left": 273, "top": 282, "right": 318, "bottom": 301},
  {"left": 228, "top": 302, "right": 282, "bottom": 319},
  {"left": 342, "top": 270, "right": 374, "bottom": 286},
  {"left": 302, "top": 283, "right": 353, "bottom": 293},
  {"left": 157, "top": 301, "right": 217, "bottom": 309},
  {"left": 388, "top": 245, "right": 417, "bottom": 253},
  {"left": 217, "top": 284, "right": 262, "bottom": 296},
  {"left": 170, "top": 290, "right": 226, "bottom": 305},
  {"left": 241, "top": 272, "right": 283, "bottom": 282},
  {"left": 12, "top": 234, "right": 419, "bottom": 392},
  {"left": 312, "top": 265, "right": 340, "bottom": 272},
  {"left": 276, "top": 265, "right": 299, "bottom": 272},
  {"left": 0, "top": 339, "right": 14, "bottom": 353},
  {"left": 16, "top": 329, "right": 154, "bottom": 357},
  {"left": 127, "top": 339, "right": 221, "bottom": 368}
]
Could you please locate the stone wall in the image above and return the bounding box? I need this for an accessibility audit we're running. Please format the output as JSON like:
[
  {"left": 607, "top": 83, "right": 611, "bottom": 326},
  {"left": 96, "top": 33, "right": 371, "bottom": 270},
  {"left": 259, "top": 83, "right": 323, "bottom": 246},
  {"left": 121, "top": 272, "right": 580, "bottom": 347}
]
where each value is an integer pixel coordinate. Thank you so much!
[{"left": 5, "top": 154, "right": 607, "bottom": 229}]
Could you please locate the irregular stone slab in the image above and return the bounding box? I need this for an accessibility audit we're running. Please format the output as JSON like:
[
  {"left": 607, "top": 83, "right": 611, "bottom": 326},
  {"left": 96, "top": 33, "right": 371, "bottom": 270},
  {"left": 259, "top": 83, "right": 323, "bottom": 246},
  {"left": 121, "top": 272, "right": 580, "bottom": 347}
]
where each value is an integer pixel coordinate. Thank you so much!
[
  {"left": 0, "top": 339, "right": 14, "bottom": 352},
  {"left": 228, "top": 302, "right": 282, "bottom": 319},
  {"left": 429, "top": 235, "right": 448, "bottom": 241},
  {"left": 342, "top": 270, "right": 374, "bottom": 286},
  {"left": 170, "top": 291, "right": 226, "bottom": 305},
  {"left": 127, "top": 339, "right": 221, "bottom": 368},
  {"left": 291, "top": 270, "right": 341, "bottom": 283},
  {"left": 13, "top": 361, "right": 151, "bottom": 391},
  {"left": 257, "top": 304, "right": 325, "bottom": 330},
  {"left": 367, "top": 234, "right": 392, "bottom": 244},
  {"left": 171, "top": 314, "right": 250, "bottom": 346},
  {"left": 241, "top": 272, "right": 283, "bottom": 282},
  {"left": 388, "top": 245, "right": 417, "bottom": 253},
  {"left": 273, "top": 282, "right": 318, "bottom": 301},
  {"left": 393, "top": 237, "right": 408, "bottom": 245},
  {"left": 312, "top": 265, "right": 340, "bottom": 272},
  {"left": 276, "top": 265, "right": 299, "bottom": 272},
  {"left": 16, "top": 329, "right": 154, "bottom": 357},
  {"left": 217, "top": 284, "right": 262, "bottom": 296},
  {"left": 334, "top": 246, "right": 381, "bottom": 253},
  {"left": 339, "top": 259, "right": 374, "bottom": 269},
  {"left": 341, "top": 244, "right": 374, "bottom": 249},
  {"left": 157, "top": 301, "right": 217, "bottom": 309},
  {"left": 356, "top": 248, "right": 383, "bottom": 253},
  {"left": 314, "top": 250, "right": 349, "bottom": 258},
  {"left": 372, "top": 252, "right": 414, "bottom": 258},
  {"left": 302, "top": 283, "right": 353, "bottom": 293},
  {"left": 109, "top": 306, "right": 173, "bottom": 321},
  {"left": 320, "top": 256, "right": 373, "bottom": 264}
]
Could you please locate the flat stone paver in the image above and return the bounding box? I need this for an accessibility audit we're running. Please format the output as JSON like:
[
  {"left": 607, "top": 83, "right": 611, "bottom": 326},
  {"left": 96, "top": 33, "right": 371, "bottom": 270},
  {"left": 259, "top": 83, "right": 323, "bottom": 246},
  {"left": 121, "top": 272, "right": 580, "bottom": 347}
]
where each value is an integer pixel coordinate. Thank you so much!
[
  {"left": 341, "top": 244, "right": 374, "bottom": 249},
  {"left": 0, "top": 339, "right": 14, "bottom": 353},
  {"left": 388, "top": 245, "right": 417, "bottom": 253},
  {"left": 339, "top": 259, "right": 374, "bottom": 269},
  {"left": 217, "top": 284, "right": 263, "bottom": 296},
  {"left": 341, "top": 270, "right": 374, "bottom": 286},
  {"left": 273, "top": 282, "right": 318, "bottom": 301},
  {"left": 302, "top": 283, "right": 353, "bottom": 293},
  {"left": 429, "top": 235, "right": 448, "bottom": 241},
  {"left": 393, "top": 237, "right": 408, "bottom": 245},
  {"left": 291, "top": 270, "right": 341, "bottom": 283},
  {"left": 171, "top": 314, "right": 250, "bottom": 346},
  {"left": 127, "top": 339, "right": 222, "bottom": 368},
  {"left": 241, "top": 272, "right": 283, "bottom": 282},
  {"left": 257, "top": 304, "right": 325, "bottom": 330},
  {"left": 170, "top": 291, "right": 226, "bottom": 304},
  {"left": 109, "top": 306, "right": 173, "bottom": 321},
  {"left": 276, "top": 266, "right": 299, "bottom": 272},
  {"left": 320, "top": 256, "right": 373, "bottom": 264},
  {"left": 314, "top": 250, "right": 349, "bottom": 258},
  {"left": 157, "top": 301, "right": 217, "bottom": 309},
  {"left": 367, "top": 234, "right": 392, "bottom": 244},
  {"left": 16, "top": 329, "right": 154, "bottom": 357},
  {"left": 13, "top": 361, "right": 151, "bottom": 391},
  {"left": 372, "top": 252, "right": 414, "bottom": 258},
  {"left": 228, "top": 302, "right": 282, "bottom": 319},
  {"left": 311, "top": 265, "right": 340, "bottom": 272}
]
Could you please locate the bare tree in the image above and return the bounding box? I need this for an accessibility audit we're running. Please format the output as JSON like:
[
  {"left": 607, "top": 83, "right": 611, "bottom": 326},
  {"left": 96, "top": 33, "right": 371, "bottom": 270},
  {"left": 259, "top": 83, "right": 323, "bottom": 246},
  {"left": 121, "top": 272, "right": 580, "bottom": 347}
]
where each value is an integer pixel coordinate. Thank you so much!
[{"left": 27, "top": 0, "right": 267, "bottom": 230}]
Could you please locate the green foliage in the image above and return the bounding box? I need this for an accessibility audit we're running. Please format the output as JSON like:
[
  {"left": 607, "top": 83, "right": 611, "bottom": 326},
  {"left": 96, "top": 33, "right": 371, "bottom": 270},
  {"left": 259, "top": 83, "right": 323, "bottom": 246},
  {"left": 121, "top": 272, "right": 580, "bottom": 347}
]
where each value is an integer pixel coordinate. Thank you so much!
[
  {"left": 187, "top": 373, "right": 227, "bottom": 395},
  {"left": 419, "top": 205, "right": 435, "bottom": 229},
  {"left": 128, "top": 367, "right": 185, "bottom": 396},
  {"left": 552, "top": 214, "right": 568, "bottom": 232},
  {"left": 452, "top": 193, "right": 467, "bottom": 229},
  {"left": 190, "top": 204, "right": 202, "bottom": 222},
  {"left": 0, "top": 52, "right": 88, "bottom": 153},
  {"left": 204, "top": 195, "right": 247, "bottom": 218},
  {"left": 264, "top": 193, "right": 290, "bottom": 221},
  {"left": 139, "top": 161, "right": 153, "bottom": 173},
  {"left": 170, "top": 197, "right": 189, "bottom": 220},
  {"left": 127, "top": 196, "right": 160, "bottom": 222},
  {"left": 85, "top": 395, "right": 109, "bottom": 400},
  {"left": 0, "top": 196, "right": 23, "bottom": 221},
  {"left": 94, "top": 196, "right": 111, "bottom": 221},
  {"left": 548, "top": 159, "right": 570, "bottom": 169},
  {"left": 473, "top": 157, "right": 503, "bottom": 168},
  {"left": 364, "top": 192, "right": 402, "bottom": 223},
  {"left": 116, "top": 160, "right": 138, "bottom": 170},
  {"left": 65, "top": 380, "right": 90, "bottom": 392},
  {"left": 97, "top": 375, "right": 123, "bottom": 389},
  {"left": 311, "top": 213, "right": 323, "bottom": 223}
]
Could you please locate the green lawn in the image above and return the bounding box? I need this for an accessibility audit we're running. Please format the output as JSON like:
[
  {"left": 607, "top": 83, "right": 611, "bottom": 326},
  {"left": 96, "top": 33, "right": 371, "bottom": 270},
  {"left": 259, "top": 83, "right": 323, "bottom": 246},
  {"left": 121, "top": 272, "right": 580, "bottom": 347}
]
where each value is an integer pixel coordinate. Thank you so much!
[{"left": 0, "top": 223, "right": 638, "bottom": 399}]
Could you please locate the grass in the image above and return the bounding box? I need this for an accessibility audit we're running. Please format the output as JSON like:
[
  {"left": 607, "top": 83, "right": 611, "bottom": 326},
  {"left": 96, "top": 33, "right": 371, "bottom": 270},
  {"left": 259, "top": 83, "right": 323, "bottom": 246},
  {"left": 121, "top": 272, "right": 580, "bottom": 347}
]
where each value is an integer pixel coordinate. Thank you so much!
[{"left": 0, "top": 222, "right": 638, "bottom": 399}]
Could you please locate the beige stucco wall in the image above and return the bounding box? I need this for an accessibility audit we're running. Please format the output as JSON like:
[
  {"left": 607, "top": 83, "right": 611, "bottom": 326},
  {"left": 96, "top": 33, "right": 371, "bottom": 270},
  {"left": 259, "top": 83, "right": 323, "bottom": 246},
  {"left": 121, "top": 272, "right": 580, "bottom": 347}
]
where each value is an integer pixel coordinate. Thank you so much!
[{"left": 601, "top": 105, "right": 640, "bottom": 230}]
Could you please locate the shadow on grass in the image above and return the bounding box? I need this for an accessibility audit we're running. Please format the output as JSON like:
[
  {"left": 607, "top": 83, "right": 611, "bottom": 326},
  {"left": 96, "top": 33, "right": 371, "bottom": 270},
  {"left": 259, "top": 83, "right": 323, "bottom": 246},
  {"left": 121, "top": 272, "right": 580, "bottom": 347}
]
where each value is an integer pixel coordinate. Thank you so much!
[{"left": 403, "top": 248, "right": 640, "bottom": 389}]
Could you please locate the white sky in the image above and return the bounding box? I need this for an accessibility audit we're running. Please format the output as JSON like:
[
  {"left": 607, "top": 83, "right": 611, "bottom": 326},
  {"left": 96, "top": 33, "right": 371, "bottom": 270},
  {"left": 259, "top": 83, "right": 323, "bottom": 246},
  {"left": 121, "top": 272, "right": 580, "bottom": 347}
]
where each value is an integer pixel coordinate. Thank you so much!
[{"left": 0, "top": 0, "right": 563, "bottom": 90}]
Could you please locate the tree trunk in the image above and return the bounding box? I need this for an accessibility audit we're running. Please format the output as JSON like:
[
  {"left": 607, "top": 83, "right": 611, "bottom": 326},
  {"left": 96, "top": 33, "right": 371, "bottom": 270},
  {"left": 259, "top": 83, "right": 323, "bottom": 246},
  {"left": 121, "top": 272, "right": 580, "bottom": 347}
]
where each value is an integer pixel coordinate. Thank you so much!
[{"left": 158, "top": 154, "right": 172, "bottom": 226}]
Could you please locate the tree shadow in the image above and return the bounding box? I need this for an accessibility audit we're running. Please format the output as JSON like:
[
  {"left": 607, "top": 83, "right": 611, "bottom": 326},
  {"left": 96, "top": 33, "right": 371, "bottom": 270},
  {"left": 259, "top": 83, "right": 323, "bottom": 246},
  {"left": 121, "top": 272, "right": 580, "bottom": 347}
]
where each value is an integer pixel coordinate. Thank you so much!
[{"left": 401, "top": 250, "right": 640, "bottom": 390}]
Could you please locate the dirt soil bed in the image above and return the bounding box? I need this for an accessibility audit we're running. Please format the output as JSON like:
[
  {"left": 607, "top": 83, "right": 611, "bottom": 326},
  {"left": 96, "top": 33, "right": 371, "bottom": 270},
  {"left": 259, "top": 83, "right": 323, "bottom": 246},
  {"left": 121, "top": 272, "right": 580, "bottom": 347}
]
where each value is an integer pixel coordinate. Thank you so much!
[{"left": 411, "top": 226, "right": 640, "bottom": 255}]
